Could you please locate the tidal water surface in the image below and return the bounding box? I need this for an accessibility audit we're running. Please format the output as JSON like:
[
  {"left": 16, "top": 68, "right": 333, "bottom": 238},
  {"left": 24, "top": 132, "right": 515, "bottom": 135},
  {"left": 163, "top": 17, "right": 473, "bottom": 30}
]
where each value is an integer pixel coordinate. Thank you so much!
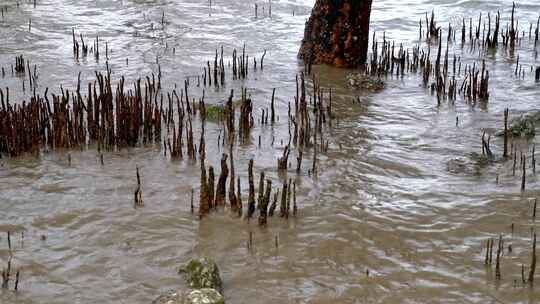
[{"left": 1, "top": 0, "right": 540, "bottom": 303}]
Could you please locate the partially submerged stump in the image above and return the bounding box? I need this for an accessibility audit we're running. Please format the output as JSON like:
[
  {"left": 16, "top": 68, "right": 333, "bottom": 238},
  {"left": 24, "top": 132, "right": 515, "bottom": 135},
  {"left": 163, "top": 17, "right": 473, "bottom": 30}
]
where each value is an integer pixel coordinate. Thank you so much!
[
  {"left": 347, "top": 73, "right": 384, "bottom": 91},
  {"left": 186, "top": 289, "right": 225, "bottom": 304},
  {"left": 299, "top": 0, "right": 373, "bottom": 67},
  {"left": 178, "top": 258, "right": 223, "bottom": 292},
  {"left": 505, "top": 111, "right": 539, "bottom": 138},
  {"left": 155, "top": 258, "right": 224, "bottom": 304},
  {"left": 152, "top": 289, "right": 225, "bottom": 304}
]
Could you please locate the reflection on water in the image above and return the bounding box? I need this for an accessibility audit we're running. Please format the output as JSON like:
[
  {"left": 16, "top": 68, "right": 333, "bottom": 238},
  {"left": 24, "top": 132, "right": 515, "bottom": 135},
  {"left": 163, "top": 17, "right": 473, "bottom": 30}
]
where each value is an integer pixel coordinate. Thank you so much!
[{"left": 1, "top": 0, "right": 540, "bottom": 303}]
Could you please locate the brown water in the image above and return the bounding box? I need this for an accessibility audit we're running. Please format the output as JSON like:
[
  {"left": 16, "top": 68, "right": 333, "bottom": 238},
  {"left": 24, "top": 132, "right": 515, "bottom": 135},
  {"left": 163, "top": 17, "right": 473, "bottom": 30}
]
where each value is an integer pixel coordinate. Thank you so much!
[{"left": 1, "top": 0, "right": 540, "bottom": 303}]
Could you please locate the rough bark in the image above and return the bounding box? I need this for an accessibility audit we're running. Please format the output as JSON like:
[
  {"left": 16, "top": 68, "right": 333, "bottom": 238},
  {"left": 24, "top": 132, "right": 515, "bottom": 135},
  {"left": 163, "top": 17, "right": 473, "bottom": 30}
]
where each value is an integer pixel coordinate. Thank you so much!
[{"left": 299, "top": 0, "right": 373, "bottom": 67}]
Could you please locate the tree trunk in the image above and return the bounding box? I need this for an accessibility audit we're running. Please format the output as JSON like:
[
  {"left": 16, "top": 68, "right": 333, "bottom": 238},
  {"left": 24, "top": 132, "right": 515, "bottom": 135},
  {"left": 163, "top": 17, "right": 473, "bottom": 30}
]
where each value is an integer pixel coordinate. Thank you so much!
[{"left": 299, "top": 0, "right": 373, "bottom": 67}]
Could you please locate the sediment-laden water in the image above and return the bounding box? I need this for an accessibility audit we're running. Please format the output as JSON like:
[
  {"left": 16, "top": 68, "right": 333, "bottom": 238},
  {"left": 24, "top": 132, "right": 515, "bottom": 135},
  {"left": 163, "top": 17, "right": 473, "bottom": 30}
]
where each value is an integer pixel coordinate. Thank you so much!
[{"left": 1, "top": 0, "right": 540, "bottom": 303}]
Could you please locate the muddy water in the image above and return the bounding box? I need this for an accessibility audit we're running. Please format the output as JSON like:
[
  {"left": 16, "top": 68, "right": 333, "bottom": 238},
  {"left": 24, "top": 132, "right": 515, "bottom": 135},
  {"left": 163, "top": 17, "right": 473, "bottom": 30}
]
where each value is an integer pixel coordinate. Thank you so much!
[{"left": 1, "top": 0, "right": 540, "bottom": 303}]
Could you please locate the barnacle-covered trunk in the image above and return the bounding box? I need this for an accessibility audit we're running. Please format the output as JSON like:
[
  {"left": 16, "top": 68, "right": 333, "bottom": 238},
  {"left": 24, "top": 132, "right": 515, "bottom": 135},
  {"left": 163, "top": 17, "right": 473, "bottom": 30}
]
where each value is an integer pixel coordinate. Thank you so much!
[{"left": 299, "top": 0, "right": 373, "bottom": 67}]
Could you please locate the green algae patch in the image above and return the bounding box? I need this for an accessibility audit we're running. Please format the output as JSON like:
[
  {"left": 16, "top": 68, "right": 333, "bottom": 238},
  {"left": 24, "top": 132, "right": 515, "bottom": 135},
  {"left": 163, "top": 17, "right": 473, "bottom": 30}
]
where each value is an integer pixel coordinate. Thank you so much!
[{"left": 178, "top": 258, "right": 223, "bottom": 292}]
